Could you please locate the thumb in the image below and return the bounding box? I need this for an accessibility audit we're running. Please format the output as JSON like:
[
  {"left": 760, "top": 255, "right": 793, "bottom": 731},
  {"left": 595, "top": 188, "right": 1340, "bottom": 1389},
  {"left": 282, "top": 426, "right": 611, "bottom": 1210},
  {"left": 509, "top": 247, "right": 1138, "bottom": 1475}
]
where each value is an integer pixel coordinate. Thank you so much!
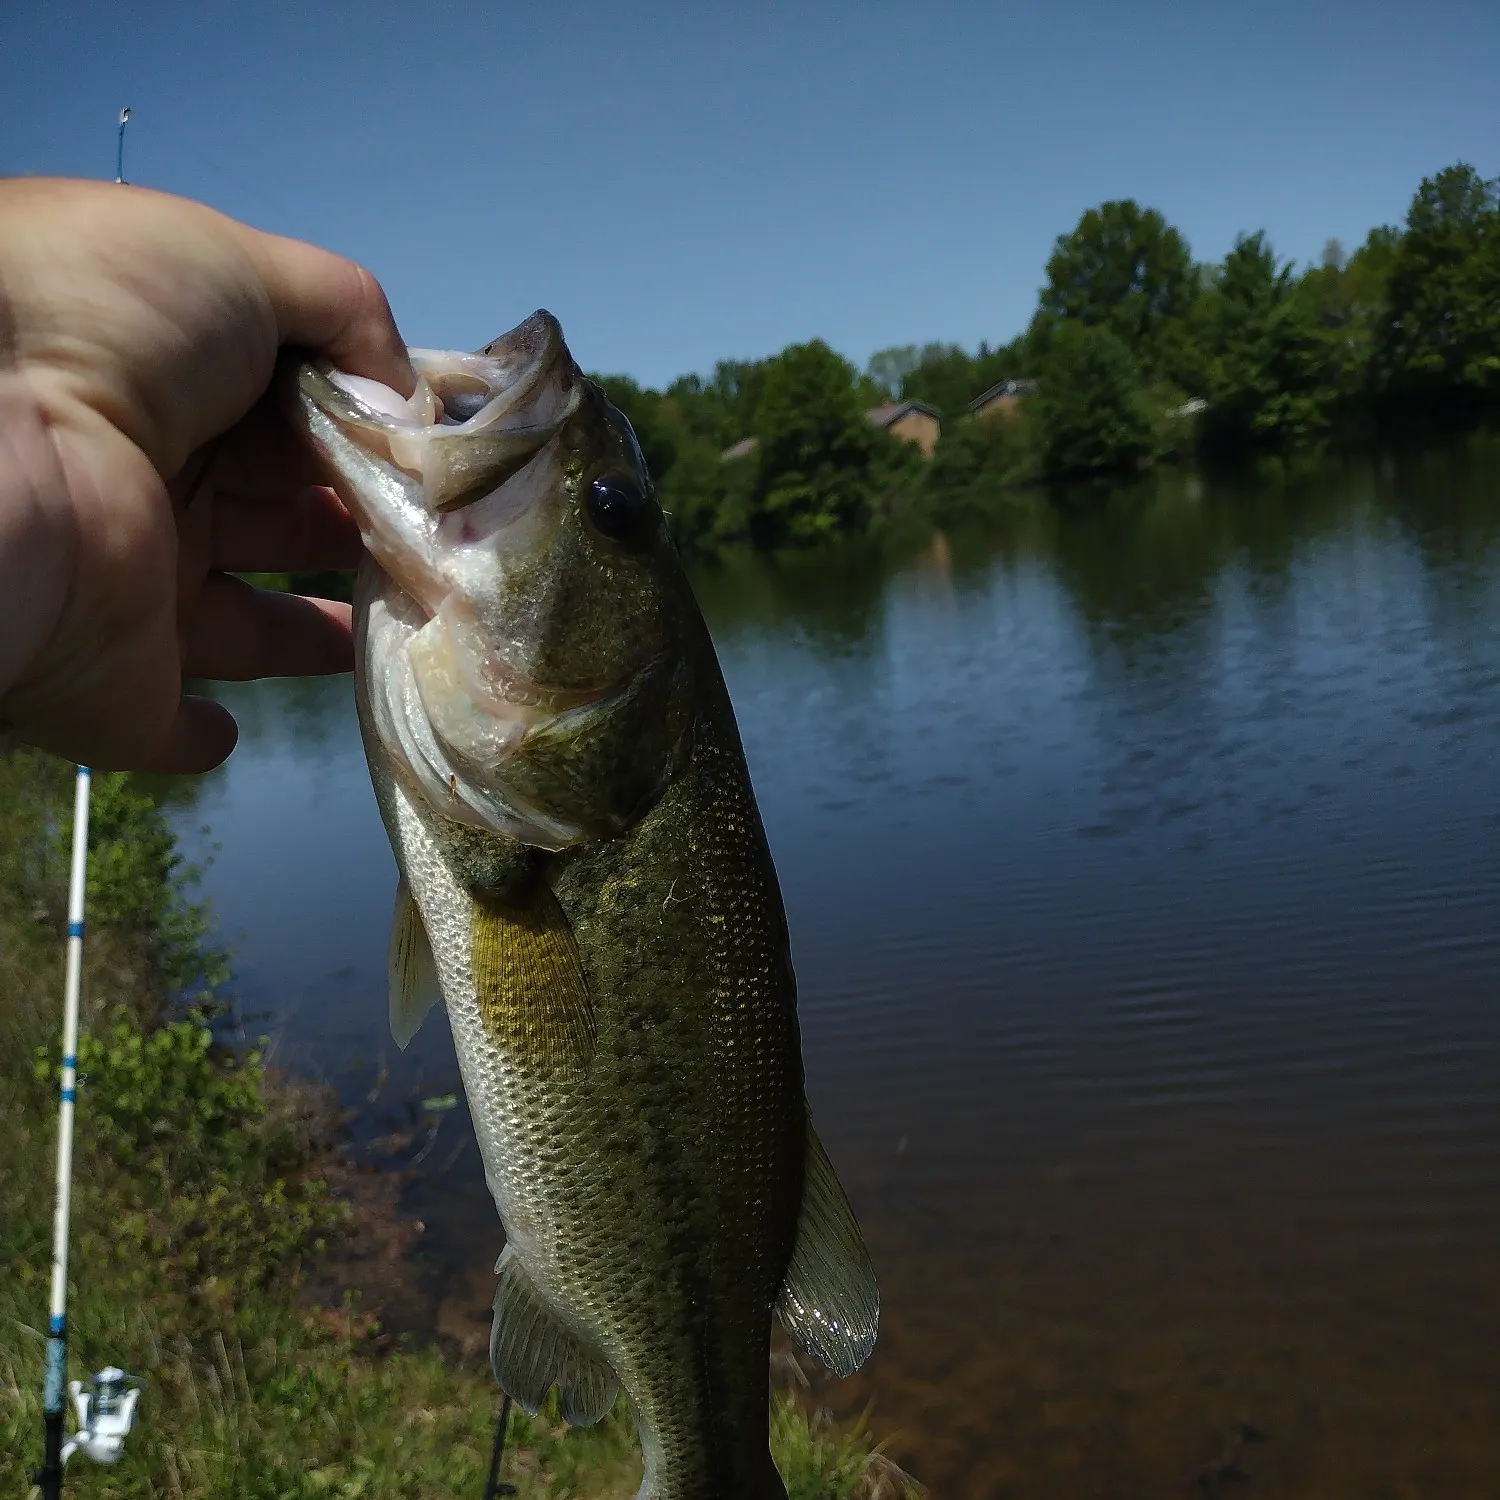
[
  {"left": 241, "top": 227, "right": 414, "bottom": 396},
  {"left": 139, "top": 695, "right": 240, "bottom": 774}
]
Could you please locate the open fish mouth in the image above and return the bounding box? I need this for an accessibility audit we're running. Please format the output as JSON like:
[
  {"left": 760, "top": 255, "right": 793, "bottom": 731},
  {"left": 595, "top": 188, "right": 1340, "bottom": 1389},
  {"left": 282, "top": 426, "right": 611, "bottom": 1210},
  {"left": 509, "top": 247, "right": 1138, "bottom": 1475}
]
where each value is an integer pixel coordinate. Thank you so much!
[
  {"left": 291, "top": 309, "right": 606, "bottom": 719},
  {"left": 294, "top": 307, "right": 689, "bottom": 845},
  {"left": 295, "top": 309, "right": 581, "bottom": 514}
]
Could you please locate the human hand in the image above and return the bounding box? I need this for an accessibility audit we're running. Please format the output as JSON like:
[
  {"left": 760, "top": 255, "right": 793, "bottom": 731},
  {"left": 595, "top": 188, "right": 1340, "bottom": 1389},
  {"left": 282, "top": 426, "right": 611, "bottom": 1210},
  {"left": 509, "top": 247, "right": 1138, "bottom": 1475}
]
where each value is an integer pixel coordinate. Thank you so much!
[{"left": 0, "top": 177, "right": 413, "bottom": 772}]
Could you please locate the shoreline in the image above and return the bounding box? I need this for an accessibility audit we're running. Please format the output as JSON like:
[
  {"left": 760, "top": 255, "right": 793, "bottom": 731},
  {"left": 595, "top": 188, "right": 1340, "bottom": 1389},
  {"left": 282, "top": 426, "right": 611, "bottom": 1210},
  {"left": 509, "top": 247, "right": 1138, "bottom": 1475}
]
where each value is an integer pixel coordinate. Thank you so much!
[{"left": 0, "top": 746, "right": 917, "bottom": 1499}]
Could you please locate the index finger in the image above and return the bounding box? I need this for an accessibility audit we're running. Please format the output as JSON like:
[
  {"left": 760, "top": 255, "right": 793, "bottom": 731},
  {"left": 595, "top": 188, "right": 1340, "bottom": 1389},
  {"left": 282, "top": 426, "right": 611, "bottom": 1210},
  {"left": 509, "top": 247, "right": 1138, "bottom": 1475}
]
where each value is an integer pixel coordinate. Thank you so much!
[{"left": 240, "top": 226, "right": 415, "bottom": 397}]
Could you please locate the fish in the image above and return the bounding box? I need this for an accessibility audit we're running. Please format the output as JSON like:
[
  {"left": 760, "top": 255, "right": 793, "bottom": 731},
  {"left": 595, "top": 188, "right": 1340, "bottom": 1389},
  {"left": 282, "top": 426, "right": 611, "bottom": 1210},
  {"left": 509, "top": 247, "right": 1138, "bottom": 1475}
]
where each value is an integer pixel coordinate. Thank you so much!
[{"left": 288, "top": 311, "right": 878, "bottom": 1500}]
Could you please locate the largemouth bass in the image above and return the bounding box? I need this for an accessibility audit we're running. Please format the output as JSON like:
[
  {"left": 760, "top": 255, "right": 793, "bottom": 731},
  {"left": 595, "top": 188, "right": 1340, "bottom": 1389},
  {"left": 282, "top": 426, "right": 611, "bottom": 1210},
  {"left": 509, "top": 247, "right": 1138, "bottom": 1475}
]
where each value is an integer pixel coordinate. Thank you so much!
[{"left": 290, "top": 312, "right": 877, "bottom": 1500}]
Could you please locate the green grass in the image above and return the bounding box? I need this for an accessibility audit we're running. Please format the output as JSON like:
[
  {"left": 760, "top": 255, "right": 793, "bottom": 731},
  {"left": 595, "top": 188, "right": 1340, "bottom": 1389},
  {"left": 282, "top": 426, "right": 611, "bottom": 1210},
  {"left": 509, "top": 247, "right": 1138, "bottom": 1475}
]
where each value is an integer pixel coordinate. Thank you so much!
[{"left": 0, "top": 746, "right": 916, "bottom": 1498}]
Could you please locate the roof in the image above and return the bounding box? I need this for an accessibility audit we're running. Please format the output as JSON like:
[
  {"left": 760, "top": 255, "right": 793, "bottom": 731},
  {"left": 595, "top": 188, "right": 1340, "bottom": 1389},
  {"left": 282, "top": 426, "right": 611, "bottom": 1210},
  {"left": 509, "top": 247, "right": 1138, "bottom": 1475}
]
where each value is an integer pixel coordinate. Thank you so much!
[
  {"left": 720, "top": 436, "right": 760, "bottom": 461},
  {"left": 967, "top": 378, "right": 1037, "bottom": 412},
  {"left": 865, "top": 400, "right": 941, "bottom": 428}
]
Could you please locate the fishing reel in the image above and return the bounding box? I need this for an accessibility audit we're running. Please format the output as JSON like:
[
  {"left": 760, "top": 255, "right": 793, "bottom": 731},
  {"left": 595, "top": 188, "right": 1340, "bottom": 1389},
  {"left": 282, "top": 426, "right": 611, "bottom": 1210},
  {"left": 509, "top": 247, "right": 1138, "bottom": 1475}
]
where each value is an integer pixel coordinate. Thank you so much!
[{"left": 59, "top": 1367, "right": 142, "bottom": 1466}]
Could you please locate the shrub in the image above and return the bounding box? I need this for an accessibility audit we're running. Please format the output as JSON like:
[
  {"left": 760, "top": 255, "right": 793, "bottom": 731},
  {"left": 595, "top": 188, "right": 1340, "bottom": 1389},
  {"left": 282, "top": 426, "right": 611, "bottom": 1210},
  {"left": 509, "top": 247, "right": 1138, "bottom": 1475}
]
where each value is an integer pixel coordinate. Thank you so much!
[{"left": 1035, "top": 323, "right": 1154, "bottom": 479}]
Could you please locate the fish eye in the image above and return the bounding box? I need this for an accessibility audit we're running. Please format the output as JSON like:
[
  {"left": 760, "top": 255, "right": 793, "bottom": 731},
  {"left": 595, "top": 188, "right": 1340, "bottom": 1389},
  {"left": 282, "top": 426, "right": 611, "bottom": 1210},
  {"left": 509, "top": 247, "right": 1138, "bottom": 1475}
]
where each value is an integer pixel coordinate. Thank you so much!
[{"left": 586, "top": 475, "right": 658, "bottom": 549}]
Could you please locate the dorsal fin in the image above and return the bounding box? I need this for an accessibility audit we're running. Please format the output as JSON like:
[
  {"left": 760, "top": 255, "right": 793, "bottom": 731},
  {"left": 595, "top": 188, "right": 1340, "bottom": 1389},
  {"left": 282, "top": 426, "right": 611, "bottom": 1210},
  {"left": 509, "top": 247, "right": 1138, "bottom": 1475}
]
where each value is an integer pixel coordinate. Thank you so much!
[
  {"left": 775, "top": 1119, "right": 879, "bottom": 1377},
  {"left": 387, "top": 878, "right": 443, "bottom": 1050},
  {"left": 491, "top": 1245, "right": 618, "bottom": 1426}
]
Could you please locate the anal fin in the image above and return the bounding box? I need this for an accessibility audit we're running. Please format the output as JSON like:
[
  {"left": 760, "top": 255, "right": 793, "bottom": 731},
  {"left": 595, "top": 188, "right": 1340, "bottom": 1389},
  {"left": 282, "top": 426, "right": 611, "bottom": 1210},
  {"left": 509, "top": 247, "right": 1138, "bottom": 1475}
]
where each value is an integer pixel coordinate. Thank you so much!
[
  {"left": 775, "top": 1118, "right": 879, "bottom": 1377},
  {"left": 491, "top": 1245, "right": 618, "bottom": 1426},
  {"left": 388, "top": 878, "right": 443, "bottom": 1050}
]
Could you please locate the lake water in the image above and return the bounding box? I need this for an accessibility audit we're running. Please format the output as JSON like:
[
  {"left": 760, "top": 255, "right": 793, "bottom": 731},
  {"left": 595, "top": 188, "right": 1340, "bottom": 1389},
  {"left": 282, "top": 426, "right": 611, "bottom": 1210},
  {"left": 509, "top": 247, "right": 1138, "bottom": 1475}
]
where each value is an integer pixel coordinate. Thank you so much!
[{"left": 175, "top": 438, "right": 1500, "bottom": 1499}]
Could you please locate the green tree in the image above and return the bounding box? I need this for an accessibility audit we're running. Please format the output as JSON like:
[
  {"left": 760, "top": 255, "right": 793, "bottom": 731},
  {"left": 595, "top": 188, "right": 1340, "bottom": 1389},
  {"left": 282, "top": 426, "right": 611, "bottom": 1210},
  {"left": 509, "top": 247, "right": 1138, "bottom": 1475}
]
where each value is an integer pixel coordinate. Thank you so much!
[
  {"left": 1346, "top": 225, "right": 1401, "bottom": 312},
  {"left": 707, "top": 358, "right": 769, "bottom": 444},
  {"left": 1037, "top": 200, "right": 1198, "bottom": 379},
  {"left": 922, "top": 409, "right": 1043, "bottom": 516},
  {"left": 752, "top": 340, "right": 907, "bottom": 545},
  {"left": 866, "top": 345, "right": 923, "bottom": 398},
  {"left": 658, "top": 431, "right": 756, "bottom": 554},
  {"left": 1378, "top": 162, "right": 1500, "bottom": 406},
  {"left": 1296, "top": 225, "right": 1400, "bottom": 396},
  {"left": 646, "top": 359, "right": 771, "bottom": 453},
  {"left": 1200, "top": 232, "right": 1341, "bottom": 449},
  {"left": 1035, "top": 321, "right": 1153, "bottom": 478},
  {"left": 900, "top": 338, "right": 1030, "bottom": 416},
  {"left": 898, "top": 344, "right": 975, "bottom": 414}
]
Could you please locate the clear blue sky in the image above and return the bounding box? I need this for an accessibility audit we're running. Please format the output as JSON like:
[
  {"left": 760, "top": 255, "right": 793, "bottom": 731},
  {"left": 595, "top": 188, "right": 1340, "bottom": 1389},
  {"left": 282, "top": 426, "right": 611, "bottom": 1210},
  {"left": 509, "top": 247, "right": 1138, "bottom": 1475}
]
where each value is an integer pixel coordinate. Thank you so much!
[{"left": 4, "top": 1, "right": 1497, "bottom": 388}]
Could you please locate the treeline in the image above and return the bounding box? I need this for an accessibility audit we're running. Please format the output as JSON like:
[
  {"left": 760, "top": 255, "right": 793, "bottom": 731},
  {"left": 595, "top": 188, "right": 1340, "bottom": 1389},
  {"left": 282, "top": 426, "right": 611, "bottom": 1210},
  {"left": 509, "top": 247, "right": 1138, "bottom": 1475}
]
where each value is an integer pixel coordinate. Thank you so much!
[
  {"left": 598, "top": 163, "right": 1500, "bottom": 552},
  {"left": 596, "top": 344, "right": 924, "bottom": 551}
]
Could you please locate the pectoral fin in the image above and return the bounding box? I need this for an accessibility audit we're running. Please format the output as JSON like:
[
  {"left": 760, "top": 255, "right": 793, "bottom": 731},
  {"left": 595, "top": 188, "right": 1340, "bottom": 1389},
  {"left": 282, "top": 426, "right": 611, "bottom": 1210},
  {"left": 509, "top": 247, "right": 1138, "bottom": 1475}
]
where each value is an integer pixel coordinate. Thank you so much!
[
  {"left": 775, "top": 1119, "right": 879, "bottom": 1377},
  {"left": 491, "top": 1245, "right": 618, "bottom": 1426},
  {"left": 388, "top": 878, "right": 443, "bottom": 1050},
  {"left": 471, "top": 878, "right": 596, "bottom": 1078}
]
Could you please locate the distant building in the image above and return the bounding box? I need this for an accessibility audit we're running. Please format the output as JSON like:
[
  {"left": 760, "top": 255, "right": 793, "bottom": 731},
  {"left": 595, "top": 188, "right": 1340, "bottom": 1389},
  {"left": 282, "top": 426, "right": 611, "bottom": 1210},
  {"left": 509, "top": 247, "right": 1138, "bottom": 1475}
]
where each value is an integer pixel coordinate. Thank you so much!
[
  {"left": 968, "top": 378, "right": 1036, "bottom": 420},
  {"left": 721, "top": 399, "right": 943, "bottom": 463},
  {"left": 865, "top": 399, "right": 941, "bottom": 458}
]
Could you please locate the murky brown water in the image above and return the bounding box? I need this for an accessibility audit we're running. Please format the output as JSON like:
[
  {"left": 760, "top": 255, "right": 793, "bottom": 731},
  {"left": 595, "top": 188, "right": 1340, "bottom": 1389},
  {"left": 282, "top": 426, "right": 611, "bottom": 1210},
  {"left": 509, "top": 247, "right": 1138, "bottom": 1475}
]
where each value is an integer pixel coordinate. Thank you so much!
[{"left": 181, "top": 436, "right": 1500, "bottom": 1498}]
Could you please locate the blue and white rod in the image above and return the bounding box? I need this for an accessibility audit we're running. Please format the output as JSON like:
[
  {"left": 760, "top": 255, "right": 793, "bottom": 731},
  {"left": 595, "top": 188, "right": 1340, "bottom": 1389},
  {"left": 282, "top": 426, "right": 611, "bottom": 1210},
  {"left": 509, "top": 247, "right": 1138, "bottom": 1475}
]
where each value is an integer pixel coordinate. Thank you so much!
[{"left": 45, "top": 766, "right": 91, "bottom": 1429}]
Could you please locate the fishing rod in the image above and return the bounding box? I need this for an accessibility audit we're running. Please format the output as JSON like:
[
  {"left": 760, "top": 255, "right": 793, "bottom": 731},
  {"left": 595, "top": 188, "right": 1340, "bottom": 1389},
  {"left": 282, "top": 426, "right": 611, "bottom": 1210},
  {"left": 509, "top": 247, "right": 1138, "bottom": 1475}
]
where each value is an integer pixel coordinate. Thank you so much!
[
  {"left": 35, "top": 766, "right": 91, "bottom": 1498},
  {"left": 35, "top": 764, "right": 144, "bottom": 1497},
  {"left": 35, "top": 108, "right": 146, "bottom": 1499},
  {"left": 115, "top": 107, "right": 131, "bottom": 185},
  {"left": 35, "top": 771, "right": 141, "bottom": 1495}
]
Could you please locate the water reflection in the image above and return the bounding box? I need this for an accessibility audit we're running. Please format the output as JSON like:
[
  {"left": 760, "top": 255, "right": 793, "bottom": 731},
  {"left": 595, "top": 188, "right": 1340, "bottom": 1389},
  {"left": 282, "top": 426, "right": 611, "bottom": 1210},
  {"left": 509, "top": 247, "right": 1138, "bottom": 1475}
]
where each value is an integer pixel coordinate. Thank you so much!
[{"left": 170, "top": 440, "right": 1500, "bottom": 1498}]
